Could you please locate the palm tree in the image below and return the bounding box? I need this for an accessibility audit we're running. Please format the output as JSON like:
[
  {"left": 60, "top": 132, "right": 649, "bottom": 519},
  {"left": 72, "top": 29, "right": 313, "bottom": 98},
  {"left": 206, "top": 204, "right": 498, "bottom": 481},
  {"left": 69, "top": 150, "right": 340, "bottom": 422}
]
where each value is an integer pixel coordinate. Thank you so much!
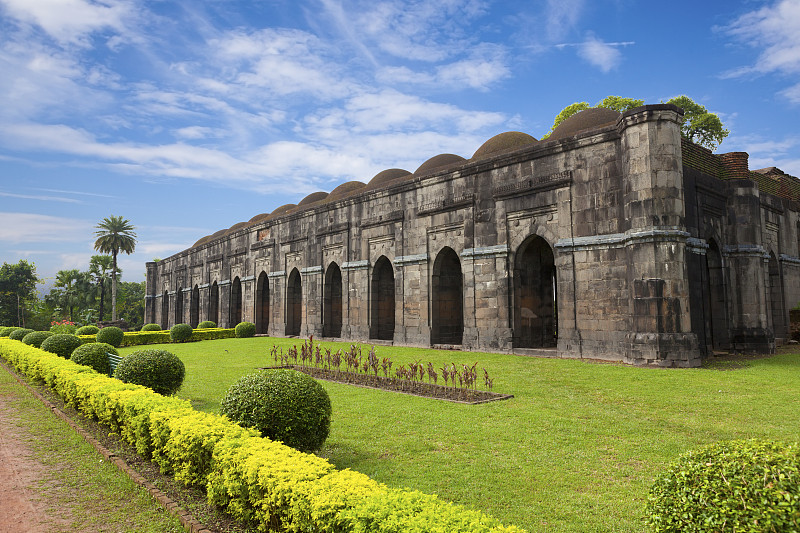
[
  {"left": 53, "top": 269, "right": 81, "bottom": 321},
  {"left": 89, "top": 254, "right": 115, "bottom": 321},
  {"left": 93, "top": 216, "right": 137, "bottom": 321}
]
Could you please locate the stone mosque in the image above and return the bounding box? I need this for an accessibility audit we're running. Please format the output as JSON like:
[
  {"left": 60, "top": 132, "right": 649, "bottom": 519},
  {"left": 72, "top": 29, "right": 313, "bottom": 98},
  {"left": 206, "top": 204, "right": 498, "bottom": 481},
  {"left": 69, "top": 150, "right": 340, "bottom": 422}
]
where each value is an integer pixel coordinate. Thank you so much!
[{"left": 144, "top": 104, "right": 800, "bottom": 367}]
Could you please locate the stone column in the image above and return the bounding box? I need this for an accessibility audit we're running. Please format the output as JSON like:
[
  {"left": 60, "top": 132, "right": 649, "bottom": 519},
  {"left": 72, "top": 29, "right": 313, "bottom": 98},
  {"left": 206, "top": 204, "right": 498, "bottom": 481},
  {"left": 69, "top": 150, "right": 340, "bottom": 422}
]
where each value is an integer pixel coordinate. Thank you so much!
[
  {"left": 342, "top": 261, "right": 370, "bottom": 340},
  {"left": 144, "top": 262, "right": 158, "bottom": 324},
  {"left": 267, "top": 271, "right": 285, "bottom": 337},
  {"left": 393, "top": 254, "right": 430, "bottom": 346},
  {"left": 301, "top": 266, "right": 323, "bottom": 338},
  {"left": 618, "top": 104, "right": 699, "bottom": 366}
]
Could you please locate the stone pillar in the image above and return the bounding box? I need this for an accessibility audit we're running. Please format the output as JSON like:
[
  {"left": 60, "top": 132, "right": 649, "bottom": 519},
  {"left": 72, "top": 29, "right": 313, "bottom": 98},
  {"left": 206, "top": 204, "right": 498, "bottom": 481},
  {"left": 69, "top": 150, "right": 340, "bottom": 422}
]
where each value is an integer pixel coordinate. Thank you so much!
[
  {"left": 394, "top": 254, "right": 430, "bottom": 346},
  {"left": 218, "top": 280, "right": 231, "bottom": 328},
  {"left": 301, "top": 266, "right": 323, "bottom": 338},
  {"left": 268, "top": 271, "right": 285, "bottom": 337},
  {"left": 618, "top": 104, "right": 700, "bottom": 366},
  {"left": 144, "top": 262, "right": 157, "bottom": 324},
  {"left": 461, "top": 246, "right": 512, "bottom": 352},
  {"left": 342, "top": 261, "right": 370, "bottom": 340}
]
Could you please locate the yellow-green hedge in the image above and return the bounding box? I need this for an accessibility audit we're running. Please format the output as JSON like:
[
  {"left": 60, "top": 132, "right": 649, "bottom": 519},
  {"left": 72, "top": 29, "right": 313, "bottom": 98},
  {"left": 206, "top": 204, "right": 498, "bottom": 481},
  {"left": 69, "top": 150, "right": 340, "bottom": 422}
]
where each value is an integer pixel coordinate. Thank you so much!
[
  {"left": 0, "top": 338, "right": 525, "bottom": 533},
  {"left": 78, "top": 327, "right": 236, "bottom": 347}
]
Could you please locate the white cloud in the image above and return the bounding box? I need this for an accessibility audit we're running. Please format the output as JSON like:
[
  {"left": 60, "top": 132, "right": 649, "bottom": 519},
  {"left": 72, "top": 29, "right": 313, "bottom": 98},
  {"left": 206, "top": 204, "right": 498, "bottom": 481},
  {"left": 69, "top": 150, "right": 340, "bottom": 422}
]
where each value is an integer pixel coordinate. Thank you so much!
[
  {"left": 545, "top": 0, "right": 586, "bottom": 42},
  {"left": 0, "top": 213, "right": 93, "bottom": 243},
  {"left": 576, "top": 35, "right": 625, "bottom": 73},
  {"left": 0, "top": 191, "right": 81, "bottom": 203}
]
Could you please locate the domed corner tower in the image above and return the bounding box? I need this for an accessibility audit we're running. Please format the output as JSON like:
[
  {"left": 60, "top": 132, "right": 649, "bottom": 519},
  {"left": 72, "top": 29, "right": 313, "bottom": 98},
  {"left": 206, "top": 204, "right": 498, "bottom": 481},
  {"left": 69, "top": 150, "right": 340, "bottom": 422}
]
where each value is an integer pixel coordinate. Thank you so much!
[{"left": 616, "top": 103, "right": 700, "bottom": 367}]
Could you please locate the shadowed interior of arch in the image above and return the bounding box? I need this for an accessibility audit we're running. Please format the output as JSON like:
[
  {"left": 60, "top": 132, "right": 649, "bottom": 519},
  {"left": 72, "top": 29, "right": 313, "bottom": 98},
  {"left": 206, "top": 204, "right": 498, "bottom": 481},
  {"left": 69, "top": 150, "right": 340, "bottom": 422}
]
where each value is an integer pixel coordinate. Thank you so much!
[
  {"left": 323, "top": 263, "right": 343, "bottom": 337},
  {"left": 286, "top": 269, "right": 302, "bottom": 336},
  {"left": 370, "top": 256, "right": 395, "bottom": 341},
  {"left": 431, "top": 247, "right": 463, "bottom": 345},
  {"left": 513, "top": 236, "right": 557, "bottom": 348}
]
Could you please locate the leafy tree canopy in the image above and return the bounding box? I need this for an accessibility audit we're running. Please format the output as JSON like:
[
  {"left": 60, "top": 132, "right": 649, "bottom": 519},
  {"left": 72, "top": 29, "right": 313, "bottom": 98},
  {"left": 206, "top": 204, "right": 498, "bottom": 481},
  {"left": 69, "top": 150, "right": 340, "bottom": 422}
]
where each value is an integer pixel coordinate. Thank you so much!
[
  {"left": 0, "top": 260, "right": 39, "bottom": 326},
  {"left": 543, "top": 96, "right": 644, "bottom": 138}
]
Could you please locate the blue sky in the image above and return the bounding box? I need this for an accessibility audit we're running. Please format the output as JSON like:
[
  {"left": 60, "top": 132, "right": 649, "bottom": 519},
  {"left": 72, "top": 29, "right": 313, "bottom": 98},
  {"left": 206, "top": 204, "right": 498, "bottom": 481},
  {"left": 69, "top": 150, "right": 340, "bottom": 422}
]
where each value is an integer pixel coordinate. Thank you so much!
[{"left": 1, "top": 0, "right": 799, "bottom": 292}]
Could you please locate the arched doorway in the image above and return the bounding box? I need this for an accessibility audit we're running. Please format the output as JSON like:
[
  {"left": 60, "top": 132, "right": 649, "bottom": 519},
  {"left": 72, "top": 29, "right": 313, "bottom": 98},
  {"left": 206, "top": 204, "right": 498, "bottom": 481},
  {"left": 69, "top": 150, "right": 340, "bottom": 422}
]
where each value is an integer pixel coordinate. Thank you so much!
[
  {"left": 255, "top": 272, "right": 269, "bottom": 335},
  {"left": 706, "top": 240, "right": 728, "bottom": 349},
  {"left": 161, "top": 291, "right": 169, "bottom": 329},
  {"left": 230, "top": 277, "right": 242, "bottom": 326},
  {"left": 370, "top": 256, "right": 395, "bottom": 341},
  {"left": 323, "top": 263, "right": 342, "bottom": 337},
  {"left": 190, "top": 285, "right": 200, "bottom": 327},
  {"left": 769, "top": 253, "right": 786, "bottom": 340},
  {"left": 209, "top": 281, "right": 219, "bottom": 325},
  {"left": 286, "top": 268, "right": 302, "bottom": 336},
  {"left": 175, "top": 287, "right": 183, "bottom": 324},
  {"left": 513, "top": 236, "right": 557, "bottom": 348},
  {"left": 431, "top": 247, "right": 463, "bottom": 345}
]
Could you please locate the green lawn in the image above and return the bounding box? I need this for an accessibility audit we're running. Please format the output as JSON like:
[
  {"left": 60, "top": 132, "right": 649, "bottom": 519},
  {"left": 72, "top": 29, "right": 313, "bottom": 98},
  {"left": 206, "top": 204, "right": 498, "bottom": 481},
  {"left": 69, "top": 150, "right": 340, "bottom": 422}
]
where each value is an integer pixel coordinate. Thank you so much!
[{"left": 121, "top": 338, "right": 800, "bottom": 532}]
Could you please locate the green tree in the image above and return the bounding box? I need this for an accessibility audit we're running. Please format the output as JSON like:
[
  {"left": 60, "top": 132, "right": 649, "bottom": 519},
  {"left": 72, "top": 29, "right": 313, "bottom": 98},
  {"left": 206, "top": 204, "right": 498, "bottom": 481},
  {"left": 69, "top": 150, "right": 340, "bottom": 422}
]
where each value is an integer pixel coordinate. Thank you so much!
[
  {"left": 116, "top": 280, "right": 145, "bottom": 330},
  {"left": 0, "top": 260, "right": 39, "bottom": 327},
  {"left": 93, "top": 216, "right": 137, "bottom": 321},
  {"left": 89, "top": 254, "right": 114, "bottom": 321},
  {"left": 543, "top": 96, "right": 643, "bottom": 138},
  {"left": 52, "top": 269, "right": 81, "bottom": 322},
  {"left": 665, "top": 95, "right": 730, "bottom": 151}
]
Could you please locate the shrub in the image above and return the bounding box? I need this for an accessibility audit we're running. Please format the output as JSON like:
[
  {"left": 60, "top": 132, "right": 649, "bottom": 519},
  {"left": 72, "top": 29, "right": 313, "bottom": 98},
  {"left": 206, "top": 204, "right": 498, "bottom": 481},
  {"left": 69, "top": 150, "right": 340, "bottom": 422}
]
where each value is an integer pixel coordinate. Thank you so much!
[
  {"left": 76, "top": 325, "right": 100, "bottom": 335},
  {"left": 114, "top": 349, "right": 186, "bottom": 396},
  {"left": 96, "top": 326, "right": 124, "bottom": 347},
  {"left": 141, "top": 323, "right": 161, "bottom": 331},
  {"left": 197, "top": 320, "right": 216, "bottom": 329},
  {"left": 71, "top": 342, "right": 118, "bottom": 375},
  {"left": 235, "top": 321, "right": 256, "bottom": 338},
  {"left": 21, "top": 330, "right": 54, "bottom": 348},
  {"left": 0, "top": 326, "right": 19, "bottom": 337},
  {"left": 40, "top": 334, "right": 83, "bottom": 359},
  {"left": 646, "top": 439, "right": 800, "bottom": 532},
  {"left": 170, "top": 323, "right": 193, "bottom": 342},
  {"left": 50, "top": 320, "right": 77, "bottom": 334},
  {"left": 220, "top": 369, "right": 331, "bottom": 452},
  {"left": 8, "top": 328, "right": 34, "bottom": 341}
]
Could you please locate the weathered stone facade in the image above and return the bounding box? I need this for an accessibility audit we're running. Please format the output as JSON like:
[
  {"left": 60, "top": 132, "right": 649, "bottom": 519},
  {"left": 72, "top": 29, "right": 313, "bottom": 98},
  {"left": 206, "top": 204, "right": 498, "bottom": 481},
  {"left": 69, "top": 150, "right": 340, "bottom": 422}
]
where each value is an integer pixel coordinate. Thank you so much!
[{"left": 145, "top": 104, "right": 800, "bottom": 367}]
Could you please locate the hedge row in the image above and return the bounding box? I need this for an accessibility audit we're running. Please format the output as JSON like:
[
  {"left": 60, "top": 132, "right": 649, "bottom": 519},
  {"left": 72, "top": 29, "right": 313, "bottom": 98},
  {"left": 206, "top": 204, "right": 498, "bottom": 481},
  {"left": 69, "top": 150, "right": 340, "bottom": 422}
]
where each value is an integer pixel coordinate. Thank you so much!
[
  {"left": 77, "top": 327, "right": 236, "bottom": 348},
  {"left": 0, "top": 339, "right": 524, "bottom": 533}
]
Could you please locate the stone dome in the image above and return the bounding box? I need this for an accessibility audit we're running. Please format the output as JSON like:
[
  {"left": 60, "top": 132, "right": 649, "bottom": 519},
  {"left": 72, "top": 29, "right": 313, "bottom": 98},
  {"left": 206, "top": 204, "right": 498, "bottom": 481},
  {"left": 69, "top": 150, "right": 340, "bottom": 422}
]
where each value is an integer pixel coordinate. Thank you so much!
[
  {"left": 210, "top": 229, "right": 227, "bottom": 239},
  {"left": 414, "top": 154, "right": 466, "bottom": 176},
  {"left": 549, "top": 108, "right": 621, "bottom": 141},
  {"left": 226, "top": 221, "right": 249, "bottom": 234},
  {"left": 248, "top": 212, "right": 271, "bottom": 223},
  {"left": 472, "top": 132, "right": 538, "bottom": 160},
  {"left": 298, "top": 191, "right": 329, "bottom": 206},
  {"left": 368, "top": 168, "right": 411, "bottom": 188},
  {"left": 192, "top": 235, "right": 212, "bottom": 247},
  {"left": 326, "top": 181, "right": 367, "bottom": 202},
  {"left": 267, "top": 204, "right": 297, "bottom": 220}
]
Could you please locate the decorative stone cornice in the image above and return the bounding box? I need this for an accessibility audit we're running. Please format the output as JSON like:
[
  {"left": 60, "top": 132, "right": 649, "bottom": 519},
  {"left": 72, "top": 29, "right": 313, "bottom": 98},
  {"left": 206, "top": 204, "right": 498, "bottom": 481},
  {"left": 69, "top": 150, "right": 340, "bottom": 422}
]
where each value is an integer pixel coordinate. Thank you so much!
[
  {"left": 394, "top": 253, "right": 429, "bottom": 266},
  {"left": 300, "top": 266, "right": 324, "bottom": 275},
  {"left": 555, "top": 228, "right": 691, "bottom": 251},
  {"left": 342, "top": 260, "right": 370, "bottom": 270},
  {"left": 461, "top": 245, "right": 510, "bottom": 258},
  {"left": 686, "top": 237, "right": 709, "bottom": 255},
  {"left": 268, "top": 270, "right": 286, "bottom": 278},
  {"left": 779, "top": 254, "right": 800, "bottom": 265},
  {"left": 722, "top": 244, "right": 769, "bottom": 259}
]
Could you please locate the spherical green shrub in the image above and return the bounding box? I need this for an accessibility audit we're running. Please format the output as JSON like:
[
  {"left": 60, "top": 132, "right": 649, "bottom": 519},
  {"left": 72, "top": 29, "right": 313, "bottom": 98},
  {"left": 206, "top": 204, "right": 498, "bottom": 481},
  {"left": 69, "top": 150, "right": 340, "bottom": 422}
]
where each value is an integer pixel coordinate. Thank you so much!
[
  {"left": 40, "top": 334, "right": 83, "bottom": 359},
  {"left": 170, "top": 323, "right": 193, "bottom": 342},
  {"left": 76, "top": 325, "right": 100, "bottom": 336},
  {"left": 21, "top": 330, "right": 54, "bottom": 348},
  {"left": 0, "top": 326, "right": 19, "bottom": 337},
  {"left": 141, "top": 323, "right": 161, "bottom": 331},
  {"left": 197, "top": 320, "right": 216, "bottom": 329},
  {"left": 113, "top": 349, "right": 185, "bottom": 395},
  {"left": 235, "top": 321, "right": 256, "bottom": 338},
  {"left": 96, "top": 326, "right": 124, "bottom": 347},
  {"left": 220, "top": 369, "right": 331, "bottom": 452},
  {"left": 646, "top": 439, "right": 800, "bottom": 532},
  {"left": 71, "top": 342, "right": 118, "bottom": 375},
  {"left": 8, "top": 328, "right": 34, "bottom": 341}
]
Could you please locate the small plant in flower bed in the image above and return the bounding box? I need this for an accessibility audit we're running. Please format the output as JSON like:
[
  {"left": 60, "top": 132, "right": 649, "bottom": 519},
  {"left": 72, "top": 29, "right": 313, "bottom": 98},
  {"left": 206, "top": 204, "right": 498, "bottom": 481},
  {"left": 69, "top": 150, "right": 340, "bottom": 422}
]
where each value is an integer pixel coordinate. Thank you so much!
[
  {"left": 269, "top": 337, "right": 510, "bottom": 403},
  {"left": 170, "top": 323, "right": 193, "bottom": 342},
  {"left": 76, "top": 325, "right": 100, "bottom": 335},
  {"left": 96, "top": 326, "right": 124, "bottom": 347},
  {"left": 21, "top": 330, "right": 54, "bottom": 348},
  {"left": 8, "top": 328, "right": 34, "bottom": 341},
  {"left": 50, "top": 319, "right": 78, "bottom": 334},
  {"left": 197, "top": 320, "right": 216, "bottom": 329},
  {"left": 141, "top": 323, "right": 161, "bottom": 331}
]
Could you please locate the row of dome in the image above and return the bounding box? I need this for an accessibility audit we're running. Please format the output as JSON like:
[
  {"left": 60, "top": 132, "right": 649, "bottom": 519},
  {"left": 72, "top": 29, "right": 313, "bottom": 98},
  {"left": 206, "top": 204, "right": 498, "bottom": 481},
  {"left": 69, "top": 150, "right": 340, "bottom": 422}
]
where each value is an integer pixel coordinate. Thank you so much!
[{"left": 192, "top": 108, "right": 621, "bottom": 248}]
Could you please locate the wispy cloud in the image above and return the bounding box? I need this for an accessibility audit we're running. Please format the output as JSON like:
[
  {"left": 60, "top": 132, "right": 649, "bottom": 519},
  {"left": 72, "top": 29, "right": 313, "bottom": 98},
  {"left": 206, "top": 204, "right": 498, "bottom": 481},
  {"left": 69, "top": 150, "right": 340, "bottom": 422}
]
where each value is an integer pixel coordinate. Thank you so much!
[
  {"left": 556, "top": 35, "right": 634, "bottom": 72},
  {"left": 0, "top": 212, "right": 93, "bottom": 243},
  {"left": 0, "top": 190, "right": 82, "bottom": 203},
  {"left": 721, "top": 0, "right": 800, "bottom": 101}
]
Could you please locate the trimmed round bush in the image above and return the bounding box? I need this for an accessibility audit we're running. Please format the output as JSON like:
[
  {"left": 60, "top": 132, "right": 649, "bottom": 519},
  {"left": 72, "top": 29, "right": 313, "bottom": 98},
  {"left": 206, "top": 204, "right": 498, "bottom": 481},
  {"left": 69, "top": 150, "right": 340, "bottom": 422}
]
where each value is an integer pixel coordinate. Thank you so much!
[
  {"left": 40, "top": 334, "right": 83, "bottom": 359},
  {"left": 646, "top": 439, "right": 800, "bottom": 532},
  {"left": 220, "top": 369, "right": 331, "bottom": 452},
  {"left": 113, "top": 349, "right": 185, "bottom": 395},
  {"left": 141, "top": 323, "right": 161, "bottom": 331},
  {"left": 96, "top": 326, "right": 124, "bottom": 347},
  {"left": 9, "top": 328, "right": 34, "bottom": 341},
  {"left": 170, "top": 323, "right": 193, "bottom": 342},
  {"left": 235, "top": 321, "right": 256, "bottom": 338},
  {"left": 76, "top": 325, "right": 100, "bottom": 336},
  {"left": 21, "top": 330, "right": 54, "bottom": 348},
  {"left": 0, "top": 326, "right": 19, "bottom": 337},
  {"left": 197, "top": 320, "right": 216, "bottom": 329},
  {"left": 70, "top": 342, "right": 117, "bottom": 375}
]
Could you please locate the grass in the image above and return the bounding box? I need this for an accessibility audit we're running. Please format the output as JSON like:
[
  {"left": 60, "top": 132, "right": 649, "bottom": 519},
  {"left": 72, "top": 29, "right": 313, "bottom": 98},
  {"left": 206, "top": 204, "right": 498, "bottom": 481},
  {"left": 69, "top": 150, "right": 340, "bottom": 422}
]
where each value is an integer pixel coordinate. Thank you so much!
[
  {"left": 120, "top": 338, "right": 800, "bottom": 533},
  {"left": 0, "top": 364, "right": 185, "bottom": 533}
]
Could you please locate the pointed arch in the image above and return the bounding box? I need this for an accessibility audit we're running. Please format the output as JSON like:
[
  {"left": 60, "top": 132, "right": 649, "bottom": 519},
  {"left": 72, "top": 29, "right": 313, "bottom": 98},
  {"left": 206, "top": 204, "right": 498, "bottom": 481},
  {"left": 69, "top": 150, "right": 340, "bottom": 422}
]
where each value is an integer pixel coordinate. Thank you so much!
[
  {"left": 209, "top": 281, "right": 219, "bottom": 325},
  {"left": 768, "top": 252, "right": 786, "bottom": 340},
  {"left": 706, "top": 239, "right": 728, "bottom": 349},
  {"left": 370, "top": 256, "right": 395, "bottom": 341},
  {"left": 230, "top": 277, "right": 242, "bottom": 326},
  {"left": 513, "top": 235, "right": 557, "bottom": 348},
  {"left": 323, "top": 262, "right": 343, "bottom": 337},
  {"left": 190, "top": 285, "right": 200, "bottom": 328},
  {"left": 286, "top": 268, "right": 302, "bottom": 336},
  {"left": 431, "top": 247, "right": 463, "bottom": 345},
  {"left": 161, "top": 291, "right": 169, "bottom": 329},
  {"left": 255, "top": 272, "right": 270, "bottom": 335},
  {"left": 175, "top": 286, "right": 184, "bottom": 324}
]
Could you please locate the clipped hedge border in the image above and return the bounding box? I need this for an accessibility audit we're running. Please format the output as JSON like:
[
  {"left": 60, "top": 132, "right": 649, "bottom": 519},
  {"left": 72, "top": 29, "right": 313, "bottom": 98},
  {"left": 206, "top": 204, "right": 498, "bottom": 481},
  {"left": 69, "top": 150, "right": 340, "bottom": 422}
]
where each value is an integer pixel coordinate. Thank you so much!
[
  {"left": 78, "top": 327, "right": 236, "bottom": 348},
  {"left": 0, "top": 338, "right": 525, "bottom": 533}
]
